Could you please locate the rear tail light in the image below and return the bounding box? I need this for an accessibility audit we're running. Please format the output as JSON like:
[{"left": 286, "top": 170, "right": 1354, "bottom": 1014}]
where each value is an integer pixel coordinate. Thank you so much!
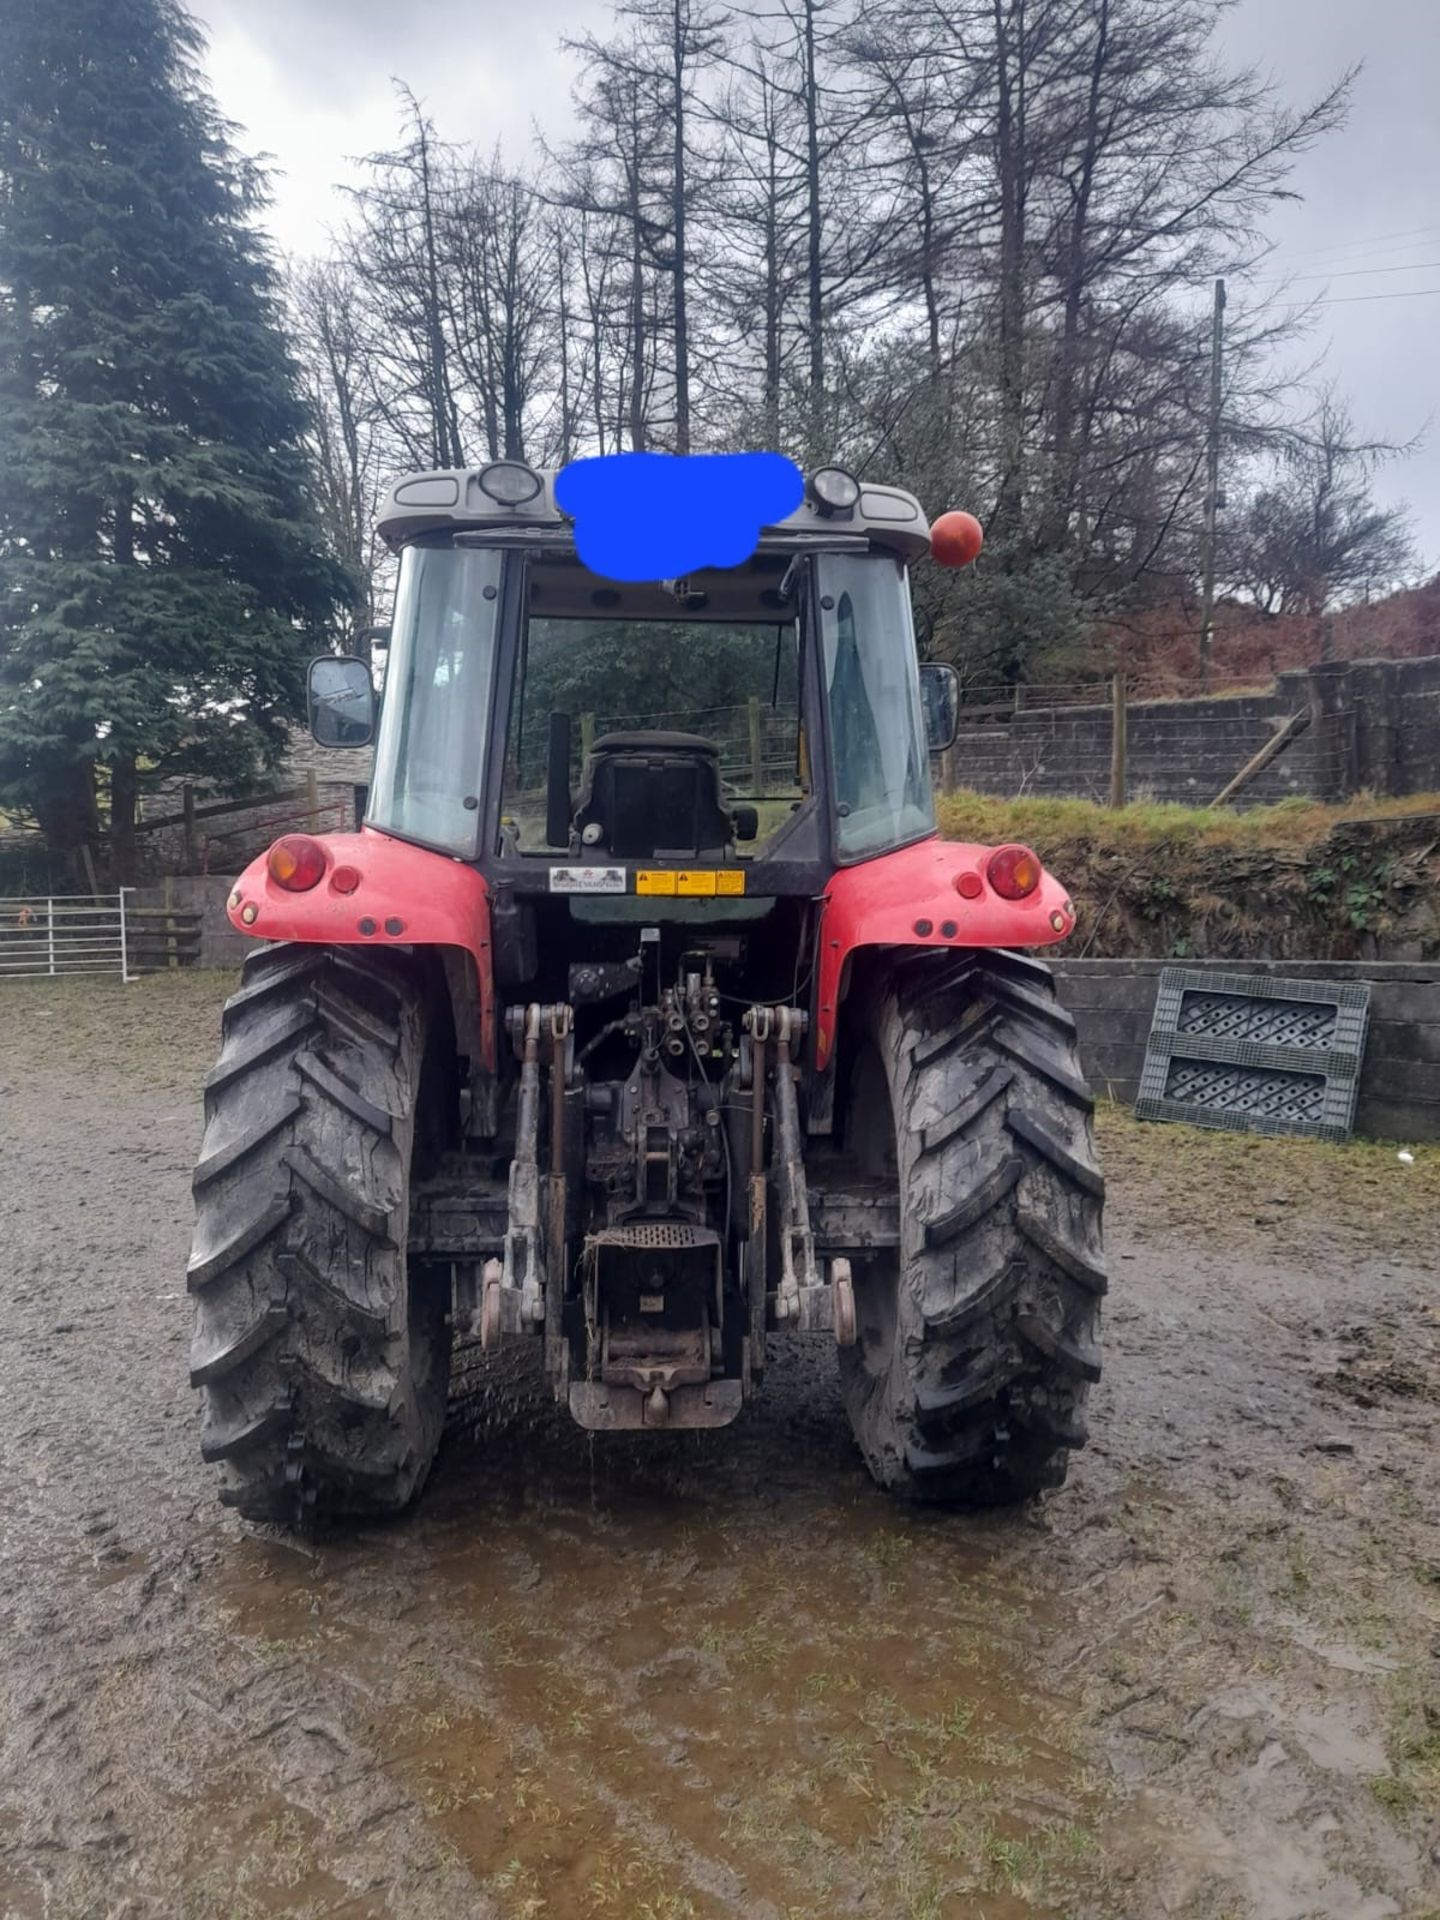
[
  {"left": 986, "top": 844, "right": 1042, "bottom": 900},
  {"left": 267, "top": 834, "right": 328, "bottom": 892}
]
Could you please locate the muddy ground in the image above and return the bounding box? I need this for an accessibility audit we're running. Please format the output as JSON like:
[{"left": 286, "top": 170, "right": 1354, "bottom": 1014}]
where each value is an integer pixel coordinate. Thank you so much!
[{"left": 0, "top": 972, "right": 1437, "bottom": 1920}]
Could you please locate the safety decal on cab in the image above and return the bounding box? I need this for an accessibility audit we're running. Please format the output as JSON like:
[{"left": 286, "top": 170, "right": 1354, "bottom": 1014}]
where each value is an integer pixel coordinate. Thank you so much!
[
  {"left": 636, "top": 870, "right": 746, "bottom": 897},
  {"left": 549, "top": 866, "right": 627, "bottom": 894}
]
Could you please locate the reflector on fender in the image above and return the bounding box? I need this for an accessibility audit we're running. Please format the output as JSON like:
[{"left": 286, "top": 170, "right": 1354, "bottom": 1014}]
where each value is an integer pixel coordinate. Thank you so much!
[
  {"left": 987, "top": 844, "right": 1042, "bottom": 900},
  {"left": 267, "top": 834, "right": 328, "bottom": 892}
]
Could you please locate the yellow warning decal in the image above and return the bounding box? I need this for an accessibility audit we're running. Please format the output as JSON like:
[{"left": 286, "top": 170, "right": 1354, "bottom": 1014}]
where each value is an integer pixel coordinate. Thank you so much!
[{"left": 635, "top": 869, "right": 746, "bottom": 897}]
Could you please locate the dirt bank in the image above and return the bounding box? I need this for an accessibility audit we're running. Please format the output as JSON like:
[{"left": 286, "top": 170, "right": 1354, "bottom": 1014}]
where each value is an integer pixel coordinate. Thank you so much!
[
  {"left": 937, "top": 794, "right": 1440, "bottom": 963},
  {"left": 0, "top": 972, "right": 1436, "bottom": 1919}
]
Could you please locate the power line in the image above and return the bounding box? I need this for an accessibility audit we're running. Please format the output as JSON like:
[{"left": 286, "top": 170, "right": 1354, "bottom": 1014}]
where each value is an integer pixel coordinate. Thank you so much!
[
  {"left": 1272, "top": 222, "right": 1440, "bottom": 264},
  {"left": 1308, "top": 285, "right": 1440, "bottom": 307},
  {"left": 1252, "top": 257, "right": 1440, "bottom": 288},
  {"left": 1248, "top": 284, "right": 1440, "bottom": 313}
]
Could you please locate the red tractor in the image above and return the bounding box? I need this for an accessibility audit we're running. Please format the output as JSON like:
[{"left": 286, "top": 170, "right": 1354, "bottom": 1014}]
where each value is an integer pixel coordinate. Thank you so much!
[{"left": 188, "top": 461, "right": 1104, "bottom": 1526}]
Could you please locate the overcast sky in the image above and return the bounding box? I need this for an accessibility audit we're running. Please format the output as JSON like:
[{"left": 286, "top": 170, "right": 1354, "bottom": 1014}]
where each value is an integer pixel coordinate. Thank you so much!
[{"left": 189, "top": 0, "right": 1440, "bottom": 571}]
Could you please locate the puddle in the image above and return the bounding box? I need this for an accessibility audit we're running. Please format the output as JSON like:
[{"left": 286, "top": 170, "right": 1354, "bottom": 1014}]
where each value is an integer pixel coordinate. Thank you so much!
[{"left": 211, "top": 1363, "right": 1112, "bottom": 1918}]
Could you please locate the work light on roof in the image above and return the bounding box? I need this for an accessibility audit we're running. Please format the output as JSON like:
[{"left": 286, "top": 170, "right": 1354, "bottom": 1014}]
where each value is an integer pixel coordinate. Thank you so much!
[
  {"left": 809, "top": 466, "right": 861, "bottom": 513},
  {"left": 478, "top": 460, "right": 544, "bottom": 505}
]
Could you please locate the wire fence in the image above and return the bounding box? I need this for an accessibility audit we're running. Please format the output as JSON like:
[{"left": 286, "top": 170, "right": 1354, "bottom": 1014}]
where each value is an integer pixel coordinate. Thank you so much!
[
  {"left": 590, "top": 683, "right": 1365, "bottom": 813},
  {"left": 940, "top": 670, "right": 1407, "bottom": 811},
  {"left": 954, "top": 675, "right": 1278, "bottom": 713}
]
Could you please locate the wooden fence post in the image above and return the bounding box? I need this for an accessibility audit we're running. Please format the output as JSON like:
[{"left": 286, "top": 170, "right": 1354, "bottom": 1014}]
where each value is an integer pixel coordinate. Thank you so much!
[
  {"left": 748, "top": 697, "right": 764, "bottom": 794},
  {"left": 181, "top": 783, "right": 197, "bottom": 871},
  {"left": 1109, "top": 673, "right": 1128, "bottom": 809}
]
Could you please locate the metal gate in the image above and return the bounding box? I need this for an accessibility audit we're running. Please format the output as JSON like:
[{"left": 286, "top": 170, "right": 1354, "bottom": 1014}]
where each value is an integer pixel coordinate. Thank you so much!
[{"left": 0, "top": 893, "right": 133, "bottom": 982}]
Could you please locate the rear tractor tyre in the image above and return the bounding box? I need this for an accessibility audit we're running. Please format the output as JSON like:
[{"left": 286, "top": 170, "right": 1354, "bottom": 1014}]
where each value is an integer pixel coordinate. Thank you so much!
[
  {"left": 187, "top": 943, "right": 452, "bottom": 1526},
  {"left": 839, "top": 949, "right": 1105, "bottom": 1505}
]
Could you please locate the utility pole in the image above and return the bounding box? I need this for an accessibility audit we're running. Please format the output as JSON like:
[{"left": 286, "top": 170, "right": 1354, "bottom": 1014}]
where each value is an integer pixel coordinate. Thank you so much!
[{"left": 1197, "top": 277, "right": 1226, "bottom": 691}]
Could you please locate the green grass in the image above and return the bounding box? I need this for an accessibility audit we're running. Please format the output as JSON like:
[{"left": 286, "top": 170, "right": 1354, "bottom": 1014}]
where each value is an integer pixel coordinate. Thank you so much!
[
  {"left": 1370, "top": 1663, "right": 1440, "bottom": 1821},
  {"left": 936, "top": 786, "right": 1440, "bottom": 854}
]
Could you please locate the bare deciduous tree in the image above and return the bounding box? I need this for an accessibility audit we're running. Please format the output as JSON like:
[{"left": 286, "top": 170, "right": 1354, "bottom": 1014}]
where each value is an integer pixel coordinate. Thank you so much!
[
  {"left": 286, "top": 0, "right": 1414, "bottom": 685},
  {"left": 1229, "top": 393, "right": 1417, "bottom": 615}
]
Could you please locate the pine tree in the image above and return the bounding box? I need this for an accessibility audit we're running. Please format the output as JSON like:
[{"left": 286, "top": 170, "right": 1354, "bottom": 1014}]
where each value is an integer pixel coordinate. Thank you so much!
[{"left": 0, "top": 0, "right": 349, "bottom": 877}]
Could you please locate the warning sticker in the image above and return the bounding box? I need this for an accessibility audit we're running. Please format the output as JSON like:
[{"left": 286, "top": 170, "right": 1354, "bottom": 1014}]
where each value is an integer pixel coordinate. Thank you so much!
[
  {"left": 549, "top": 865, "right": 627, "bottom": 894},
  {"left": 634, "top": 868, "right": 747, "bottom": 897}
]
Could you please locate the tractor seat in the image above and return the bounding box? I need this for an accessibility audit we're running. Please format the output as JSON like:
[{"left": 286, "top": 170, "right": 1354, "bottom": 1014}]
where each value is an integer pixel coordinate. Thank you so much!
[
  {"left": 576, "top": 730, "right": 733, "bottom": 860},
  {"left": 589, "top": 729, "right": 719, "bottom": 757}
]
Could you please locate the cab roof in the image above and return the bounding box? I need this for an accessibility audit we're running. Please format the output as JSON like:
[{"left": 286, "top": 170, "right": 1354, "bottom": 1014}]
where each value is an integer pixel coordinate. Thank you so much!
[{"left": 374, "top": 463, "right": 934, "bottom": 565}]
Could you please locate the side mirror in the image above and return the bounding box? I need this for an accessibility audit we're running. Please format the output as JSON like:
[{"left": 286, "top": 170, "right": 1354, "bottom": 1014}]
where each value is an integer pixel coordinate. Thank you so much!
[
  {"left": 308, "top": 655, "right": 376, "bottom": 748},
  {"left": 919, "top": 662, "right": 959, "bottom": 754}
]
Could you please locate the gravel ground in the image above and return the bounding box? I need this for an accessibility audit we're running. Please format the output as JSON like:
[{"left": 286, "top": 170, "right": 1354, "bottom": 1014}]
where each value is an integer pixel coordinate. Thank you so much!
[{"left": 0, "top": 970, "right": 1437, "bottom": 1920}]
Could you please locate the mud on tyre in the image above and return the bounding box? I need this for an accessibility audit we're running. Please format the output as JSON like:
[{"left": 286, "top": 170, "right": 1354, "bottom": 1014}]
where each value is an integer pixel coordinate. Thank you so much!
[
  {"left": 839, "top": 948, "right": 1105, "bottom": 1504},
  {"left": 187, "top": 943, "right": 452, "bottom": 1525}
]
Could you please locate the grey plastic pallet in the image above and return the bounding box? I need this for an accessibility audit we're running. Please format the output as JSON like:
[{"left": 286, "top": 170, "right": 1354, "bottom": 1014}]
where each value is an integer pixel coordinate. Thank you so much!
[{"left": 1135, "top": 968, "right": 1372, "bottom": 1143}]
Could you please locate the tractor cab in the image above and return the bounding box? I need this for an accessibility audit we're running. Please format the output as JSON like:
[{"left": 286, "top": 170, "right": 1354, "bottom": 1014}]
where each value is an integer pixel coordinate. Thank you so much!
[{"left": 340, "top": 467, "right": 956, "bottom": 895}]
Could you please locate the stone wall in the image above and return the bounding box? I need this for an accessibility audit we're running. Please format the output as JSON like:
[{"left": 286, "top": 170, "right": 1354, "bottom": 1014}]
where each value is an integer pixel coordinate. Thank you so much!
[
  {"left": 1052, "top": 958, "right": 1440, "bottom": 1143},
  {"left": 946, "top": 655, "right": 1440, "bottom": 808}
]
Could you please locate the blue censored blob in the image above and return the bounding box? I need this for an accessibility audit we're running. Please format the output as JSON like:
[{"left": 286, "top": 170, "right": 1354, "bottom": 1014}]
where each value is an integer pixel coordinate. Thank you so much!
[{"left": 554, "top": 452, "right": 805, "bottom": 583}]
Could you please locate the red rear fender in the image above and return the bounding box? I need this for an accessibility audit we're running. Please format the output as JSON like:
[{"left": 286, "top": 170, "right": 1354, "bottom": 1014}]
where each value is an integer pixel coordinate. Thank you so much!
[
  {"left": 226, "top": 827, "right": 495, "bottom": 1070},
  {"left": 814, "top": 836, "right": 1075, "bottom": 1069}
]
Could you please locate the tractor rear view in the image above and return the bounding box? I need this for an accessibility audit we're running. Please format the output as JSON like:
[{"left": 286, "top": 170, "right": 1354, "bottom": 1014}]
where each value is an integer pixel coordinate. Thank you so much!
[{"left": 188, "top": 459, "right": 1105, "bottom": 1527}]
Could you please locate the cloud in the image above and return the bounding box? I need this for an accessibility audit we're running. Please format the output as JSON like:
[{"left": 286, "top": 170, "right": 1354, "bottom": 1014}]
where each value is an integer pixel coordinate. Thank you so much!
[
  {"left": 189, "top": 0, "right": 601, "bottom": 253},
  {"left": 554, "top": 453, "right": 806, "bottom": 582}
]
